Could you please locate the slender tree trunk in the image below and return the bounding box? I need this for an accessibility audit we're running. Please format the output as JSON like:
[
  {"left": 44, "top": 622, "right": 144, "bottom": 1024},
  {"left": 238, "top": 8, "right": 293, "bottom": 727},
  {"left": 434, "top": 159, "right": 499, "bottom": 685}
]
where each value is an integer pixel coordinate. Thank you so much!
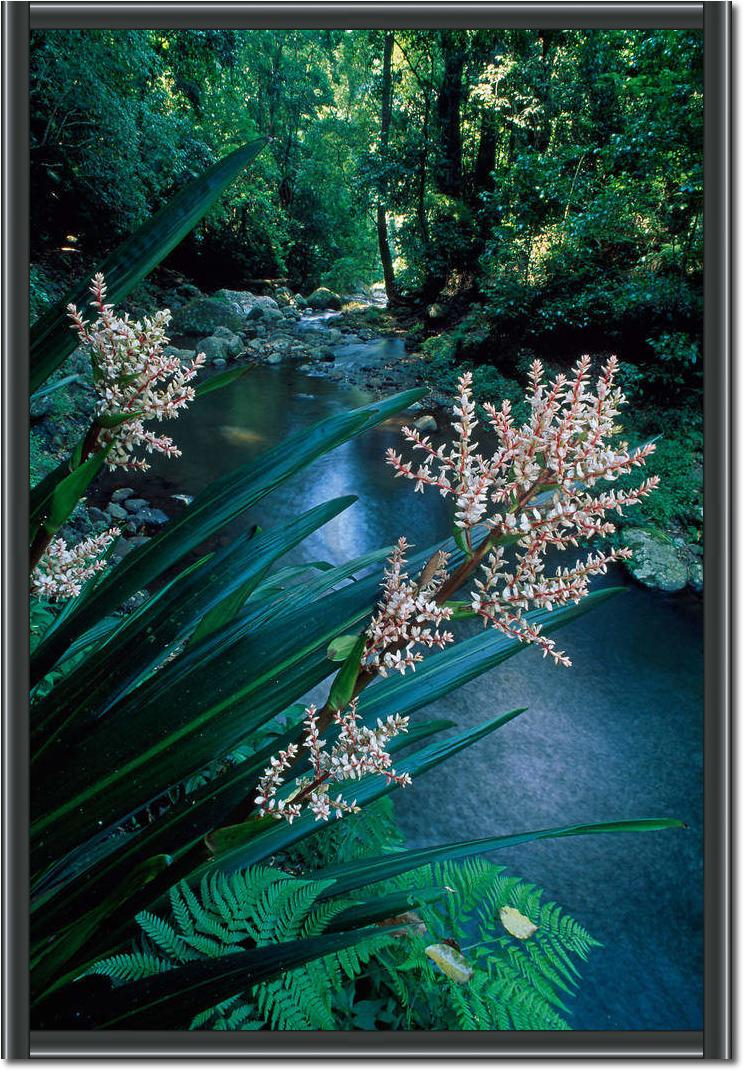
[
  {"left": 473, "top": 109, "right": 497, "bottom": 199},
  {"left": 435, "top": 32, "right": 465, "bottom": 197},
  {"left": 416, "top": 93, "right": 431, "bottom": 246},
  {"left": 376, "top": 31, "right": 398, "bottom": 303}
]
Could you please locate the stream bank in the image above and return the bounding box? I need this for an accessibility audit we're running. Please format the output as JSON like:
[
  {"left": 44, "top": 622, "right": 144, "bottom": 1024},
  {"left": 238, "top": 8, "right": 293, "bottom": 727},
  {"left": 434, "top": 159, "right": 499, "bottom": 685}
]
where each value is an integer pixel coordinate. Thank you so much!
[{"left": 31, "top": 278, "right": 702, "bottom": 595}]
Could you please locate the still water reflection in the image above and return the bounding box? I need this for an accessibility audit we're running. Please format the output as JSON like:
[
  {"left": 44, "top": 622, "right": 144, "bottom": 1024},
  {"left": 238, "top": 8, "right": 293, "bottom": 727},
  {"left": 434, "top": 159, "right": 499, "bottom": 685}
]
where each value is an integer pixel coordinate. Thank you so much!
[{"left": 139, "top": 360, "right": 702, "bottom": 1032}]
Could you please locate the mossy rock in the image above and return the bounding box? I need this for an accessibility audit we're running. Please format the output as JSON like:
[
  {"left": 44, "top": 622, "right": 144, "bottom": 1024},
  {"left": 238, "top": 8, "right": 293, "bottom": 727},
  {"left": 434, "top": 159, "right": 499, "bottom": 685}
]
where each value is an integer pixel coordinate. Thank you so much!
[
  {"left": 170, "top": 297, "right": 244, "bottom": 337},
  {"left": 622, "top": 527, "right": 689, "bottom": 592},
  {"left": 306, "top": 287, "right": 342, "bottom": 310}
]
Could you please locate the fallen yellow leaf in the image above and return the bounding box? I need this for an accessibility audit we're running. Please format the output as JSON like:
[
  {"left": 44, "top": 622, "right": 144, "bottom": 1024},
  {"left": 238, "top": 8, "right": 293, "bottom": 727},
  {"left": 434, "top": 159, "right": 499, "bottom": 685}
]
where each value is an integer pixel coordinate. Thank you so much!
[
  {"left": 499, "top": 905, "right": 538, "bottom": 940},
  {"left": 424, "top": 943, "right": 474, "bottom": 983}
]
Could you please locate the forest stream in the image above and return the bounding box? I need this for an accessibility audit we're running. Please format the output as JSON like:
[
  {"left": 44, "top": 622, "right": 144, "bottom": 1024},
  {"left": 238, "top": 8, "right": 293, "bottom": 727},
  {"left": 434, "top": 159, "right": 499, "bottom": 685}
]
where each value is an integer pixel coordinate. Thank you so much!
[{"left": 113, "top": 309, "right": 705, "bottom": 1032}]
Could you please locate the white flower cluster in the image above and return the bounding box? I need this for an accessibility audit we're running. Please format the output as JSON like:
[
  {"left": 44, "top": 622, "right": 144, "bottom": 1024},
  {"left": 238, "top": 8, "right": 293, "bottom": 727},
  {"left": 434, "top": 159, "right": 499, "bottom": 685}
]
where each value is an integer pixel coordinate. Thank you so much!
[
  {"left": 387, "top": 358, "right": 659, "bottom": 666},
  {"left": 362, "top": 537, "right": 454, "bottom": 677},
  {"left": 31, "top": 528, "right": 120, "bottom": 601},
  {"left": 255, "top": 700, "right": 411, "bottom": 824},
  {"left": 68, "top": 274, "right": 205, "bottom": 471}
]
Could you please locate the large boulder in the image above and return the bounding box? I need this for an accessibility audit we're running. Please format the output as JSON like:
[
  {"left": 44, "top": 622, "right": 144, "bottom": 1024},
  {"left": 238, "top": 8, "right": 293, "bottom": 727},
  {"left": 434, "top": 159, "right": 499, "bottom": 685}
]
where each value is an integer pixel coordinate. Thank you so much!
[
  {"left": 213, "top": 289, "right": 283, "bottom": 323},
  {"left": 622, "top": 528, "right": 689, "bottom": 592},
  {"left": 170, "top": 297, "right": 244, "bottom": 337},
  {"left": 306, "top": 287, "right": 342, "bottom": 311},
  {"left": 413, "top": 414, "right": 438, "bottom": 433}
]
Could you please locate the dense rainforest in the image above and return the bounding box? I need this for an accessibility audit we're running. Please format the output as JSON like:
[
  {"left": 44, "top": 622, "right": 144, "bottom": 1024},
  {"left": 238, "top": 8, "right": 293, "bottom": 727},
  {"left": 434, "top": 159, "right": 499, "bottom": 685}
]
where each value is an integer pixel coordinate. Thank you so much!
[{"left": 30, "top": 25, "right": 703, "bottom": 569}]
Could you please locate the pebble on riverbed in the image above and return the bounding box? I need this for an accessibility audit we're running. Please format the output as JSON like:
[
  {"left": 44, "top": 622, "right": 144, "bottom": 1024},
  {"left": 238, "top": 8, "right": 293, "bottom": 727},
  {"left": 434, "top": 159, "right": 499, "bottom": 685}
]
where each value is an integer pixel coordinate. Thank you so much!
[{"left": 413, "top": 414, "right": 438, "bottom": 432}]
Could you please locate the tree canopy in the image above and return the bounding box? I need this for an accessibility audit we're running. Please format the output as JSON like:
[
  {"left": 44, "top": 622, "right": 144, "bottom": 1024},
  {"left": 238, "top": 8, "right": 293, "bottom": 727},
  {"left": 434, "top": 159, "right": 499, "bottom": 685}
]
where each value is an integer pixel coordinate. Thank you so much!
[{"left": 31, "top": 27, "right": 702, "bottom": 367}]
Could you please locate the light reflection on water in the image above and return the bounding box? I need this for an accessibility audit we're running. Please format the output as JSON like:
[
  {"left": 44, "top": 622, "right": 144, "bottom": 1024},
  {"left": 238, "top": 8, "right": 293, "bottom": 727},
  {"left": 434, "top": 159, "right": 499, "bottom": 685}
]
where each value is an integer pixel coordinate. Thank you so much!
[{"left": 136, "top": 360, "right": 702, "bottom": 1032}]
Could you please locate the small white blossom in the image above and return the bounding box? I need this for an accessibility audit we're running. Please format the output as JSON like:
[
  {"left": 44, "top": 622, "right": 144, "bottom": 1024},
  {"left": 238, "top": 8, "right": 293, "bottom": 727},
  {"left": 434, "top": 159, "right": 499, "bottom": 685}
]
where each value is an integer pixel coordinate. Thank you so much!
[
  {"left": 362, "top": 538, "right": 454, "bottom": 677},
  {"left": 31, "top": 527, "right": 120, "bottom": 601},
  {"left": 255, "top": 701, "right": 410, "bottom": 824},
  {"left": 68, "top": 274, "right": 205, "bottom": 471}
]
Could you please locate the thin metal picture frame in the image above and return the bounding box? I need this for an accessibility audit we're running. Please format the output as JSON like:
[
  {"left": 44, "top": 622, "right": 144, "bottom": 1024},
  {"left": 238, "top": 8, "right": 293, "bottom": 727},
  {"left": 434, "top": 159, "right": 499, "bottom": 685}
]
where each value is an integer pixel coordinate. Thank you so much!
[{"left": 2, "top": 1, "right": 730, "bottom": 1059}]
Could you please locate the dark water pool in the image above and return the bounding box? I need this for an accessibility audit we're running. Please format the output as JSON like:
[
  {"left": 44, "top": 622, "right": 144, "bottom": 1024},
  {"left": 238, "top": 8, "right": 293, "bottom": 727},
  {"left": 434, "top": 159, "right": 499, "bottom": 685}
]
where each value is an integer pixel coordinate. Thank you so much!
[{"left": 134, "top": 348, "right": 702, "bottom": 1032}]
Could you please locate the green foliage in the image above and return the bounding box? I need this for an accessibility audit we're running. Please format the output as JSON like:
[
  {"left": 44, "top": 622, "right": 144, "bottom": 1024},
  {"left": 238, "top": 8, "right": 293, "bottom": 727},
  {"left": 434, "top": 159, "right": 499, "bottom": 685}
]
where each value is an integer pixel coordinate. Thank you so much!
[
  {"left": 27, "top": 28, "right": 693, "bottom": 1030},
  {"left": 87, "top": 867, "right": 367, "bottom": 1030},
  {"left": 362, "top": 857, "right": 601, "bottom": 1031},
  {"left": 86, "top": 847, "right": 601, "bottom": 1031},
  {"left": 29, "top": 264, "right": 61, "bottom": 322},
  {"left": 287, "top": 798, "right": 405, "bottom": 871},
  {"left": 30, "top": 139, "right": 266, "bottom": 391}
]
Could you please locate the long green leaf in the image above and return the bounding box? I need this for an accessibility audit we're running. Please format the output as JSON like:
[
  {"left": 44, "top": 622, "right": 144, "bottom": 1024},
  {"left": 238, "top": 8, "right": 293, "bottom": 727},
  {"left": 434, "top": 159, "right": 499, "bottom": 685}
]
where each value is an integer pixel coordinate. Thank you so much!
[
  {"left": 29, "top": 139, "right": 267, "bottom": 392},
  {"left": 199, "top": 708, "right": 528, "bottom": 875},
  {"left": 34, "top": 926, "right": 392, "bottom": 1029},
  {"left": 326, "top": 888, "right": 444, "bottom": 932},
  {"left": 194, "top": 365, "right": 253, "bottom": 398},
  {"left": 31, "top": 496, "right": 358, "bottom": 751},
  {"left": 29, "top": 446, "right": 110, "bottom": 541},
  {"left": 30, "top": 388, "right": 425, "bottom": 684},
  {"left": 30, "top": 536, "right": 460, "bottom": 866},
  {"left": 309, "top": 819, "right": 686, "bottom": 898},
  {"left": 30, "top": 373, "right": 82, "bottom": 403},
  {"left": 30, "top": 720, "right": 452, "bottom": 976}
]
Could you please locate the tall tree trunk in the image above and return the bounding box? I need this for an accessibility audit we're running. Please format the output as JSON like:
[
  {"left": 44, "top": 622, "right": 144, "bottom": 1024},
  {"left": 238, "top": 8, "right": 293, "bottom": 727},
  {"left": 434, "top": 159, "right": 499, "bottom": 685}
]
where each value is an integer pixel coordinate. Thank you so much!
[
  {"left": 435, "top": 32, "right": 465, "bottom": 197},
  {"left": 417, "top": 93, "right": 431, "bottom": 246},
  {"left": 376, "top": 31, "right": 397, "bottom": 303},
  {"left": 473, "top": 108, "right": 497, "bottom": 199}
]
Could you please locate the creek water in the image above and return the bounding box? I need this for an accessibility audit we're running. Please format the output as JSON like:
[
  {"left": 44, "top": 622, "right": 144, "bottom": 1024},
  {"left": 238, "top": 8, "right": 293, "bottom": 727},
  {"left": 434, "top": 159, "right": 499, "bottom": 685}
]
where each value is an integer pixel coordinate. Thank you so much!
[{"left": 139, "top": 315, "right": 703, "bottom": 1032}]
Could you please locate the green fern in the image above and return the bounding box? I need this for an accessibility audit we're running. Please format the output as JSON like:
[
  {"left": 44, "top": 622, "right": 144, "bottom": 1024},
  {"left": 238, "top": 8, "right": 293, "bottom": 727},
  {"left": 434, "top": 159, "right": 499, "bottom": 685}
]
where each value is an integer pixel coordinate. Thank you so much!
[
  {"left": 86, "top": 865, "right": 388, "bottom": 1031},
  {"left": 364, "top": 857, "right": 601, "bottom": 1031},
  {"left": 87, "top": 842, "right": 599, "bottom": 1031}
]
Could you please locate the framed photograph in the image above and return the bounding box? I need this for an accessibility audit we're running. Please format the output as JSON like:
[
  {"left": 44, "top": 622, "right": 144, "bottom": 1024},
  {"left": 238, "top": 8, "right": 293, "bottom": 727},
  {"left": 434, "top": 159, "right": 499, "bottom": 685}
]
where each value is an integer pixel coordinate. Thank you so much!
[{"left": 3, "top": 1, "right": 730, "bottom": 1059}]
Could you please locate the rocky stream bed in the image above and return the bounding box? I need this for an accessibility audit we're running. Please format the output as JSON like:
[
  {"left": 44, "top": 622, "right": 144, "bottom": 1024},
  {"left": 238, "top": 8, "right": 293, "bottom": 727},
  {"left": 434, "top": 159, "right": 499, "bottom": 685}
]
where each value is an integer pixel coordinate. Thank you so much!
[{"left": 31, "top": 279, "right": 702, "bottom": 596}]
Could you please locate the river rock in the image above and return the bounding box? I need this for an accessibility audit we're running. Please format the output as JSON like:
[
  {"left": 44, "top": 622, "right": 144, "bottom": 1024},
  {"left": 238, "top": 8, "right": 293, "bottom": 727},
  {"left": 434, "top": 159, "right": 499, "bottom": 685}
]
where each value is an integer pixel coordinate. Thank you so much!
[
  {"left": 107, "top": 502, "right": 129, "bottom": 521},
  {"left": 178, "top": 283, "right": 203, "bottom": 300},
  {"left": 164, "top": 346, "right": 197, "bottom": 362},
  {"left": 687, "top": 558, "right": 703, "bottom": 593},
  {"left": 622, "top": 528, "right": 689, "bottom": 592},
  {"left": 212, "top": 325, "right": 242, "bottom": 345},
  {"left": 170, "top": 297, "right": 244, "bottom": 337},
  {"left": 274, "top": 286, "right": 294, "bottom": 307},
  {"left": 413, "top": 414, "right": 438, "bottom": 433},
  {"left": 195, "top": 337, "right": 228, "bottom": 364},
  {"left": 306, "top": 287, "right": 342, "bottom": 311},
  {"left": 136, "top": 507, "right": 169, "bottom": 527},
  {"left": 124, "top": 498, "right": 148, "bottom": 513},
  {"left": 111, "top": 487, "right": 134, "bottom": 502},
  {"left": 295, "top": 294, "right": 308, "bottom": 310},
  {"left": 110, "top": 537, "right": 136, "bottom": 564},
  {"left": 214, "top": 289, "right": 283, "bottom": 324},
  {"left": 247, "top": 302, "right": 284, "bottom": 324},
  {"left": 87, "top": 506, "right": 110, "bottom": 524},
  {"left": 197, "top": 327, "right": 243, "bottom": 363},
  {"left": 266, "top": 352, "right": 283, "bottom": 365},
  {"left": 30, "top": 395, "right": 54, "bottom": 420}
]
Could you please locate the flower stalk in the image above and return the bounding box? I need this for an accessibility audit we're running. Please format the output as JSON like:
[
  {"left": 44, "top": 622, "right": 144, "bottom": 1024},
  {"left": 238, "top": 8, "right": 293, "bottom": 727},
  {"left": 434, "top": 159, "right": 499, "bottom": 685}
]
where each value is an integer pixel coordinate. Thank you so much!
[{"left": 255, "top": 356, "right": 658, "bottom": 823}]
